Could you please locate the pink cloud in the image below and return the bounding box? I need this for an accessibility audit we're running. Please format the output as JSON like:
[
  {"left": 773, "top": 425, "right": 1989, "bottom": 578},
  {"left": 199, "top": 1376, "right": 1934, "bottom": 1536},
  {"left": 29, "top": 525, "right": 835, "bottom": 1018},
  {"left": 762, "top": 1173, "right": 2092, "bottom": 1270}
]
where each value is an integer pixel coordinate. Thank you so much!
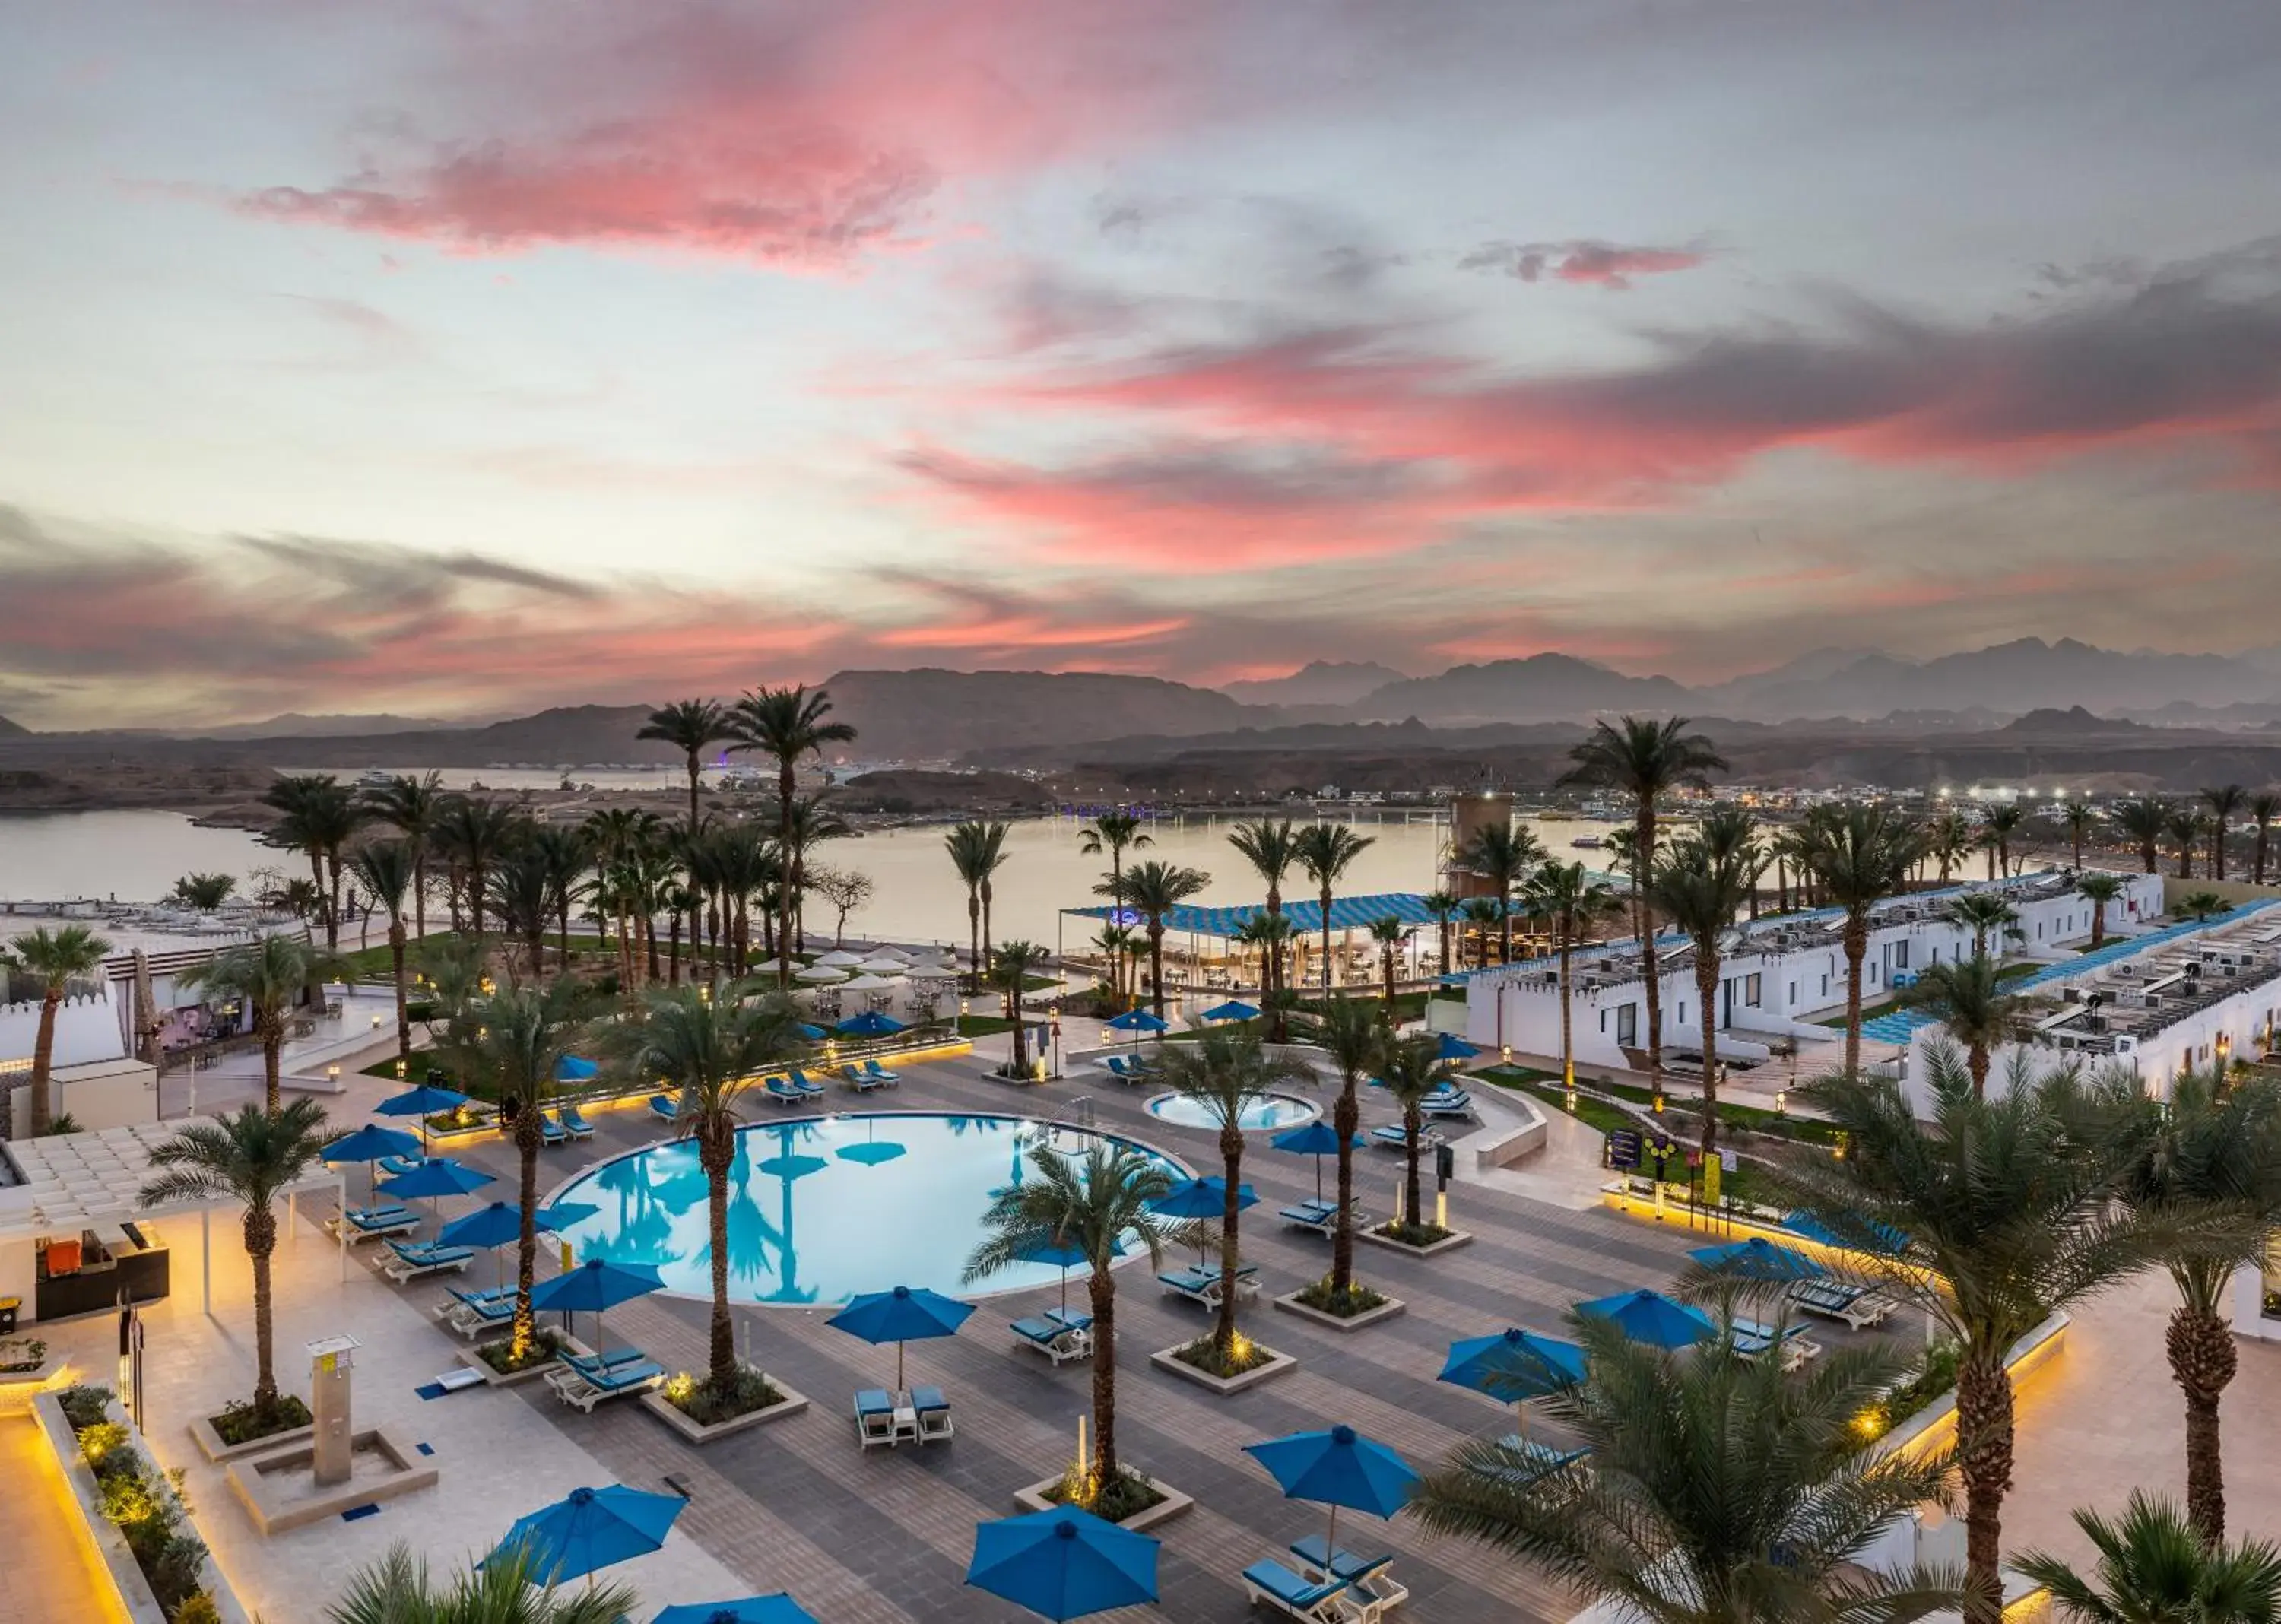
[
  {"left": 1461, "top": 239, "right": 1710, "bottom": 290},
  {"left": 233, "top": 0, "right": 1229, "bottom": 268}
]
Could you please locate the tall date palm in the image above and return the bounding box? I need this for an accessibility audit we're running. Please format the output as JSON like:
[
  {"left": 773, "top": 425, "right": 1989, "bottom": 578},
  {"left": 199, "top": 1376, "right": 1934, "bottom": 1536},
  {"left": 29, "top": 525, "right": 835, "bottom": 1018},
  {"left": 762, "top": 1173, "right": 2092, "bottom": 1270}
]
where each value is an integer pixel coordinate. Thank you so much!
[{"left": 1294, "top": 822, "right": 1375, "bottom": 995}]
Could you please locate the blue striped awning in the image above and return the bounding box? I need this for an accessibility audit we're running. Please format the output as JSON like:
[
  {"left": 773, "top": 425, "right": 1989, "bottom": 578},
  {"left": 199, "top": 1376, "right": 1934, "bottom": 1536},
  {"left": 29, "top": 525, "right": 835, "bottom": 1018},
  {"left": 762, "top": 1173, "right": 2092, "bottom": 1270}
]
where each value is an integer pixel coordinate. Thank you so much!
[{"left": 1063, "top": 892, "right": 1466, "bottom": 939}]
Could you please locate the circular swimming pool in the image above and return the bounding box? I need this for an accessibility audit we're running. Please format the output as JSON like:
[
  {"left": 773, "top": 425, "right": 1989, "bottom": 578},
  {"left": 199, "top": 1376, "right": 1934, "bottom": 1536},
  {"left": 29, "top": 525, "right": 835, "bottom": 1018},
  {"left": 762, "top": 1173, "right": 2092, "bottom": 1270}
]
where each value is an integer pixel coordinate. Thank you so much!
[
  {"left": 547, "top": 1112, "right": 1185, "bottom": 1308},
  {"left": 1141, "top": 1091, "right": 1319, "bottom": 1132}
]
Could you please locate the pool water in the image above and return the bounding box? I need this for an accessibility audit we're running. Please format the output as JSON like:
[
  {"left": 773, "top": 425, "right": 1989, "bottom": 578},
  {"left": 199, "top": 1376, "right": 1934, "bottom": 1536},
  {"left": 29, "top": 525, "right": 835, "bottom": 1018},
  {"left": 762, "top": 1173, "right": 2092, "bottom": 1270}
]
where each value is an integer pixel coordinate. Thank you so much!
[
  {"left": 1143, "top": 1092, "right": 1319, "bottom": 1132},
  {"left": 547, "top": 1112, "right": 1185, "bottom": 1307}
]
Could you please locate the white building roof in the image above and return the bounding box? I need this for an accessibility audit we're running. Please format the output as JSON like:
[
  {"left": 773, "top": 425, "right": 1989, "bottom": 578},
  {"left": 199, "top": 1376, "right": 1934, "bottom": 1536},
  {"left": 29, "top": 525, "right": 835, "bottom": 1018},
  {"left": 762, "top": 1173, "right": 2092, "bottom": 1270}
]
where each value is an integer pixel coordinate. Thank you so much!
[{"left": 0, "top": 1121, "right": 338, "bottom": 1238}]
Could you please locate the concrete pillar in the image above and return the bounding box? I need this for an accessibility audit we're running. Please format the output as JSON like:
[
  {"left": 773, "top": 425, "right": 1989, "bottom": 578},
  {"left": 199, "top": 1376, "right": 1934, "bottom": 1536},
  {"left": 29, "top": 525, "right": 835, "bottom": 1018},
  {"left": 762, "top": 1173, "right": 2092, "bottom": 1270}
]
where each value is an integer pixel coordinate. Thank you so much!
[{"left": 308, "top": 1336, "right": 360, "bottom": 1488}]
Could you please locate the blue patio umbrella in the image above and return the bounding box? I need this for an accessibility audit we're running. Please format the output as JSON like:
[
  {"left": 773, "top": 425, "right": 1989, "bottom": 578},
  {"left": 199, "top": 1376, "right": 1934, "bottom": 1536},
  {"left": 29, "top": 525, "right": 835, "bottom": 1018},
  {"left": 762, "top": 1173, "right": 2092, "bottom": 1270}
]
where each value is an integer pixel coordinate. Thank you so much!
[
  {"left": 1017, "top": 1232, "right": 1125, "bottom": 1315},
  {"left": 828, "top": 1285, "right": 975, "bottom": 1389},
  {"left": 440, "top": 1200, "right": 589, "bottom": 1287},
  {"left": 1439, "top": 1330, "right": 1588, "bottom": 1429},
  {"left": 794, "top": 1023, "right": 828, "bottom": 1042},
  {"left": 1105, "top": 1009, "right": 1167, "bottom": 1033},
  {"left": 378, "top": 1156, "right": 496, "bottom": 1202},
  {"left": 1271, "top": 1120, "right": 1366, "bottom": 1201},
  {"left": 531, "top": 1257, "right": 665, "bottom": 1346},
  {"left": 1202, "top": 1000, "right": 1260, "bottom": 1023},
  {"left": 1145, "top": 1175, "right": 1257, "bottom": 1220},
  {"left": 836, "top": 1010, "right": 906, "bottom": 1038},
  {"left": 1244, "top": 1425, "right": 1420, "bottom": 1563},
  {"left": 321, "top": 1123, "right": 420, "bottom": 1204},
  {"left": 966, "top": 1505, "right": 1160, "bottom": 1622},
  {"left": 488, "top": 1483, "right": 684, "bottom": 1586},
  {"left": 652, "top": 1597, "right": 817, "bottom": 1624},
  {"left": 1690, "top": 1237, "right": 1826, "bottom": 1283},
  {"left": 555, "top": 1055, "right": 600, "bottom": 1083},
  {"left": 1577, "top": 1288, "right": 1716, "bottom": 1350},
  {"left": 1433, "top": 1032, "right": 1481, "bottom": 1061},
  {"left": 375, "top": 1081, "right": 472, "bottom": 1151}
]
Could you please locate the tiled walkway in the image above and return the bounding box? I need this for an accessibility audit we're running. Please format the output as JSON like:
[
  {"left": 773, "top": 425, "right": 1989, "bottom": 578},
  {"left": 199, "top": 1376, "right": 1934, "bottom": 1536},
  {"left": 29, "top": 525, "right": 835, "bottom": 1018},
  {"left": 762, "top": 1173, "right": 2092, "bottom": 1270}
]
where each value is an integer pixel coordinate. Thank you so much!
[{"left": 0, "top": 1413, "right": 125, "bottom": 1624}]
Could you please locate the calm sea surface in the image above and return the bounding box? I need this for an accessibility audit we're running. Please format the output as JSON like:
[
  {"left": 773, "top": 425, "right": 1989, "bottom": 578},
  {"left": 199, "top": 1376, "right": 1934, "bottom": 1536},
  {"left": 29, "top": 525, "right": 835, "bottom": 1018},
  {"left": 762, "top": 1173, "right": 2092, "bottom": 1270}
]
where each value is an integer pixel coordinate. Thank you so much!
[{"left": 0, "top": 807, "right": 1626, "bottom": 947}]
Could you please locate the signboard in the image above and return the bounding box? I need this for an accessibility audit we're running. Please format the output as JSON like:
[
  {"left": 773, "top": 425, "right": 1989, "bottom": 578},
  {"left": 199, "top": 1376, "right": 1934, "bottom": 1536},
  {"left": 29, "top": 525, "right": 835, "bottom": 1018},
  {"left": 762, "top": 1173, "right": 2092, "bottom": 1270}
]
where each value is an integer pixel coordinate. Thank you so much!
[{"left": 1607, "top": 1129, "right": 1643, "bottom": 1170}]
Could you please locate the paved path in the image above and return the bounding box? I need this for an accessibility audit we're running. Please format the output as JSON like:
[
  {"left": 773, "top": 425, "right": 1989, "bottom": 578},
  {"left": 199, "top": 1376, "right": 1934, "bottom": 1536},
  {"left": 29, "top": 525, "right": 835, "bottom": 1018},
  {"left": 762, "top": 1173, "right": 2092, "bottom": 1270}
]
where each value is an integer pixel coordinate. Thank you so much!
[{"left": 0, "top": 1414, "right": 125, "bottom": 1624}]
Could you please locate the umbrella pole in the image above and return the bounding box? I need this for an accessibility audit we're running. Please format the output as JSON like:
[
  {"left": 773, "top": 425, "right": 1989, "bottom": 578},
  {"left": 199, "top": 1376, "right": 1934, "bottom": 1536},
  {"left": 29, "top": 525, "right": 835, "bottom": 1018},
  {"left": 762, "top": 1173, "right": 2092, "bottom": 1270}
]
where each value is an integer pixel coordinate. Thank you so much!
[
  {"left": 1327, "top": 1504, "right": 1339, "bottom": 1563},
  {"left": 896, "top": 1340, "right": 906, "bottom": 1394}
]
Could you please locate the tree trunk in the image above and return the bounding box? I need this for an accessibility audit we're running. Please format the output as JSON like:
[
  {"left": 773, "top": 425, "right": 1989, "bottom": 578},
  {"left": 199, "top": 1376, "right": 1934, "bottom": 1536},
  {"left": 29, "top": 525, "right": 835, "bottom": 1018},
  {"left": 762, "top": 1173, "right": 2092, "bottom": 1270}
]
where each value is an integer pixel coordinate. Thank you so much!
[
  {"left": 511, "top": 1113, "right": 543, "bottom": 1359},
  {"left": 1843, "top": 917, "right": 1868, "bottom": 1077},
  {"left": 247, "top": 1203, "right": 279, "bottom": 1413},
  {"left": 29, "top": 993, "right": 59, "bottom": 1136},
  {"left": 2178, "top": 843, "right": 2193, "bottom": 880},
  {"left": 668, "top": 914, "right": 682, "bottom": 986},
  {"left": 981, "top": 879, "right": 996, "bottom": 980},
  {"left": 2257, "top": 828, "right": 2270, "bottom": 886},
  {"left": 1403, "top": 1109, "right": 1424, "bottom": 1231},
  {"left": 413, "top": 852, "right": 428, "bottom": 940},
  {"left": 1089, "top": 1270, "right": 1119, "bottom": 1486},
  {"left": 1215, "top": 1131, "right": 1244, "bottom": 1356},
  {"left": 1696, "top": 953, "right": 1721, "bottom": 1161},
  {"left": 1149, "top": 926, "right": 1167, "bottom": 1019},
  {"left": 1331, "top": 1073, "right": 1359, "bottom": 1293},
  {"left": 1320, "top": 887, "right": 1334, "bottom": 995},
  {"left": 2169, "top": 1299, "right": 2237, "bottom": 1543},
  {"left": 687, "top": 754, "right": 702, "bottom": 832},
  {"left": 1381, "top": 945, "right": 1396, "bottom": 1015},
  {"left": 2091, "top": 904, "right": 2107, "bottom": 949},
  {"left": 390, "top": 923, "right": 411, "bottom": 1064},
  {"left": 262, "top": 1026, "right": 282, "bottom": 1115},
  {"left": 967, "top": 893, "right": 982, "bottom": 993},
  {"left": 1956, "top": 1353, "right": 2016, "bottom": 1624},
  {"left": 777, "top": 769, "right": 797, "bottom": 991},
  {"left": 1636, "top": 805, "right": 1663, "bottom": 1102},
  {"left": 701, "top": 1120, "right": 738, "bottom": 1391},
  {"left": 1499, "top": 887, "right": 1513, "bottom": 966},
  {"left": 1967, "top": 1039, "right": 1989, "bottom": 1099},
  {"left": 325, "top": 849, "right": 344, "bottom": 951}
]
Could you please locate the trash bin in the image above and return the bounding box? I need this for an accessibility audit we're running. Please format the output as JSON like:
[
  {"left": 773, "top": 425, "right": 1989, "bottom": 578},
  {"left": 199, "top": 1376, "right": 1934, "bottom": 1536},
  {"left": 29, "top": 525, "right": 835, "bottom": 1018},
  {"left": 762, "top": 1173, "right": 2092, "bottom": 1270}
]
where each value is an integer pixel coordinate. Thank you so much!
[{"left": 0, "top": 1297, "right": 19, "bottom": 1335}]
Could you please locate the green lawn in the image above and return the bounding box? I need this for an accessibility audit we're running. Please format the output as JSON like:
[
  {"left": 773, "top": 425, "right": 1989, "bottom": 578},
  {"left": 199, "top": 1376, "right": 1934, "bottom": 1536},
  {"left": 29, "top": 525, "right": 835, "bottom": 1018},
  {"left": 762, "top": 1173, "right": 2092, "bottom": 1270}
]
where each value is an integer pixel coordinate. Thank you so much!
[{"left": 1475, "top": 1066, "right": 1638, "bottom": 1136}]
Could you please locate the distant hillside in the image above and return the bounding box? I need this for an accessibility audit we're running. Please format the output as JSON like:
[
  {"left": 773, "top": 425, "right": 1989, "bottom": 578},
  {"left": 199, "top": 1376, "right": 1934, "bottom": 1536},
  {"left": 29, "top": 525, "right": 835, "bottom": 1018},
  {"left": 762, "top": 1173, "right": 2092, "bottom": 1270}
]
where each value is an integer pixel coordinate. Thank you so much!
[
  {"left": 1721, "top": 638, "right": 2278, "bottom": 720},
  {"left": 196, "top": 712, "right": 455, "bottom": 741},
  {"left": 817, "top": 669, "right": 1259, "bottom": 759},
  {"left": 1222, "top": 661, "right": 1407, "bottom": 708},
  {"left": 0, "top": 713, "right": 28, "bottom": 739},
  {"left": 1997, "top": 706, "right": 2152, "bottom": 735},
  {"left": 1355, "top": 655, "right": 1693, "bottom": 725}
]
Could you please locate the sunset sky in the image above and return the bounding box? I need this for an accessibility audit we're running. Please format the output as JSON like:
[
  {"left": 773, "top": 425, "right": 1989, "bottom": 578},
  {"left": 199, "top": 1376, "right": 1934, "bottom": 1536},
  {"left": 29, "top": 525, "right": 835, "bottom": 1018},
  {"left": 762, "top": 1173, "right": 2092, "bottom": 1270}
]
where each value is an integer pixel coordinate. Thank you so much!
[{"left": 6, "top": 0, "right": 2281, "bottom": 728}]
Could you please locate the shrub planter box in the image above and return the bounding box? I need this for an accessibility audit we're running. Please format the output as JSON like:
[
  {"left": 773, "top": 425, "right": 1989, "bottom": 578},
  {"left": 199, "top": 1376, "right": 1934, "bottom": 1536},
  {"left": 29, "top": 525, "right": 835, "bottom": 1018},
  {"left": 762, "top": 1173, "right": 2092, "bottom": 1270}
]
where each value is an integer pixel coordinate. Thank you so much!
[
  {"left": 458, "top": 1333, "right": 592, "bottom": 1388},
  {"left": 1014, "top": 1473, "right": 1194, "bottom": 1533},
  {"left": 0, "top": 1342, "right": 66, "bottom": 1410},
  {"left": 190, "top": 1412, "right": 316, "bottom": 1464},
  {"left": 31, "top": 1393, "right": 167, "bottom": 1623},
  {"left": 1273, "top": 1290, "right": 1407, "bottom": 1333},
  {"left": 1359, "top": 1225, "right": 1474, "bottom": 1259},
  {"left": 1149, "top": 1343, "right": 1298, "bottom": 1395},
  {"left": 640, "top": 1379, "right": 810, "bottom": 1444}
]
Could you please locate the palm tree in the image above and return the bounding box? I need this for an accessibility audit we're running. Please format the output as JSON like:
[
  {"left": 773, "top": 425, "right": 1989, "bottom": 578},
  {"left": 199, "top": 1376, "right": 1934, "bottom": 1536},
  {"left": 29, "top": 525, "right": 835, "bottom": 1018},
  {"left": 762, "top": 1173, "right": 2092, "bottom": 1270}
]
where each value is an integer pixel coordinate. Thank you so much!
[
  {"left": 965, "top": 1143, "right": 1182, "bottom": 1496},
  {"left": 1778, "top": 1054, "right": 2182, "bottom": 1624},
  {"left": 485, "top": 845, "right": 555, "bottom": 983},
  {"left": 1233, "top": 912, "right": 1297, "bottom": 1042},
  {"left": 179, "top": 934, "right": 349, "bottom": 1112},
  {"left": 611, "top": 982, "right": 801, "bottom": 1395},
  {"left": 990, "top": 941, "right": 1050, "bottom": 1075},
  {"left": 2112, "top": 1066, "right": 2281, "bottom": 1541},
  {"left": 328, "top": 1542, "right": 636, "bottom": 1624},
  {"left": 945, "top": 821, "right": 1010, "bottom": 991},
  {"left": 585, "top": 807, "right": 661, "bottom": 987},
  {"left": 1980, "top": 804, "right": 2026, "bottom": 879},
  {"left": 1927, "top": 810, "right": 1975, "bottom": 886},
  {"left": 1423, "top": 889, "right": 1460, "bottom": 979},
  {"left": 436, "top": 796, "right": 524, "bottom": 947},
  {"left": 2178, "top": 890, "right": 2226, "bottom": 923},
  {"left": 1093, "top": 921, "right": 1138, "bottom": 1007},
  {"left": 2114, "top": 796, "right": 2170, "bottom": 876},
  {"left": 1524, "top": 861, "right": 1624, "bottom": 1095},
  {"left": 261, "top": 774, "right": 335, "bottom": 934},
  {"left": 1648, "top": 838, "right": 1759, "bottom": 1162},
  {"left": 2250, "top": 792, "right": 2280, "bottom": 887},
  {"left": 1294, "top": 822, "right": 1376, "bottom": 994},
  {"left": 1559, "top": 716, "right": 1730, "bottom": 1105},
  {"left": 2016, "top": 1492, "right": 2281, "bottom": 1624},
  {"left": 1307, "top": 997, "right": 1379, "bottom": 1295},
  {"left": 1150, "top": 1029, "right": 1314, "bottom": 1356},
  {"left": 1227, "top": 818, "right": 1302, "bottom": 1019},
  {"left": 1943, "top": 893, "right": 2020, "bottom": 960},
  {"left": 1804, "top": 804, "right": 1923, "bottom": 1077},
  {"left": 1900, "top": 964, "right": 2035, "bottom": 1099},
  {"left": 2168, "top": 805, "right": 2205, "bottom": 880},
  {"left": 2058, "top": 800, "right": 2098, "bottom": 870},
  {"left": 638, "top": 698, "right": 733, "bottom": 833},
  {"left": 778, "top": 795, "right": 852, "bottom": 952},
  {"left": 1697, "top": 801, "right": 1765, "bottom": 918},
  {"left": 1375, "top": 1029, "right": 1450, "bottom": 1239},
  {"left": 1409, "top": 1312, "right": 1959, "bottom": 1624},
  {"left": 2, "top": 924, "right": 111, "bottom": 1136},
  {"left": 349, "top": 842, "right": 417, "bottom": 1067},
  {"left": 1369, "top": 915, "right": 1406, "bottom": 1011},
  {"left": 2203, "top": 785, "right": 2247, "bottom": 882},
  {"left": 1461, "top": 897, "right": 1502, "bottom": 971},
  {"left": 1121, "top": 860, "right": 1210, "bottom": 1018},
  {"left": 360, "top": 771, "right": 449, "bottom": 939},
  {"left": 461, "top": 979, "right": 589, "bottom": 1361},
  {"left": 529, "top": 824, "right": 594, "bottom": 972},
  {"left": 170, "top": 873, "right": 236, "bottom": 909},
  {"left": 2077, "top": 872, "right": 2126, "bottom": 948},
  {"left": 140, "top": 1099, "right": 331, "bottom": 1421},
  {"left": 731, "top": 684, "right": 857, "bottom": 985},
  {"left": 1081, "top": 810, "right": 1153, "bottom": 995},
  {"left": 1460, "top": 820, "right": 1544, "bottom": 964}
]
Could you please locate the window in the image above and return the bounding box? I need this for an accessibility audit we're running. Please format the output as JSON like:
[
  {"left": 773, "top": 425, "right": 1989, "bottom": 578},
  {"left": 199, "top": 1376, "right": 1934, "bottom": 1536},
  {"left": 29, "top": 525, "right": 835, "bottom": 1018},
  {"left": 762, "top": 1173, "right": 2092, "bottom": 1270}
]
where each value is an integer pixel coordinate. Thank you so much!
[
  {"left": 1930, "top": 946, "right": 1940, "bottom": 965},
  {"left": 1788, "top": 981, "right": 1797, "bottom": 1004},
  {"left": 1820, "top": 974, "right": 1830, "bottom": 998},
  {"left": 1744, "top": 973, "right": 1762, "bottom": 1008},
  {"left": 1616, "top": 1004, "right": 1638, "bottom": 1045},
  {"left": 1893, "top": 941, "right": 1910, "bottom": 969}
]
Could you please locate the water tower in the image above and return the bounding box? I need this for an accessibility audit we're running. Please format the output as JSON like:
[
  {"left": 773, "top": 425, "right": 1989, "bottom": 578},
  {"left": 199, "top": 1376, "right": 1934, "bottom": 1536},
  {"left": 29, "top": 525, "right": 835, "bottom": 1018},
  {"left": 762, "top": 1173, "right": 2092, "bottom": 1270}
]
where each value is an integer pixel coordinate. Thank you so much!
[{"left": 1442, "top": 790, "right": 1512, "bottom": 899}]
